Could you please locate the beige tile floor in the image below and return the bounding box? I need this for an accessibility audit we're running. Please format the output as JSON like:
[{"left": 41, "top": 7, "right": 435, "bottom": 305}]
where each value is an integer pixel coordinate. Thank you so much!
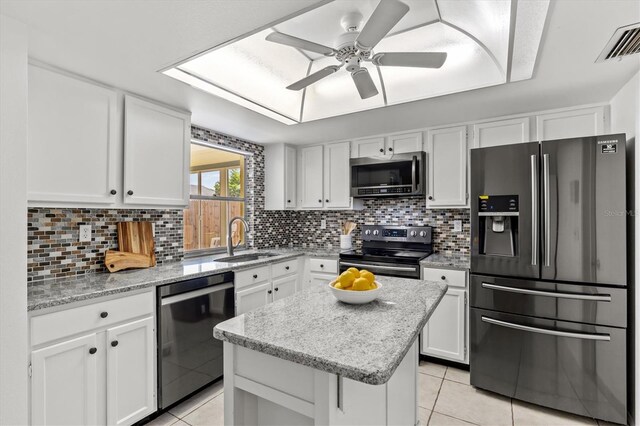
[{"left": 143, "top": 361, "right": 620, "bottom": 426}]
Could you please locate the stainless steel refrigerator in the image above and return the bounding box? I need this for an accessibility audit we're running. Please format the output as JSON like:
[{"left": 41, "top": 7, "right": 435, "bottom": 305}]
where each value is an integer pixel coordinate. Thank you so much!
[{"left": 469, "top": 134, "right": 628, "bottom": 425}]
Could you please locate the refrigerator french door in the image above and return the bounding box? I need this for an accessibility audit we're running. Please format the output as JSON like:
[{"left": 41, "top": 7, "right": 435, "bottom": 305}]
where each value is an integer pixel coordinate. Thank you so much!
[{"left": 469, "top": 134, "right": 628, "bottom": 425}]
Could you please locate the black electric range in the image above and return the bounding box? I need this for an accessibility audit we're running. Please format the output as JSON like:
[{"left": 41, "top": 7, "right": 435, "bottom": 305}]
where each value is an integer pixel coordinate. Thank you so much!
[{"left": 339, "top": 225, "right": 433, "bottom": 279}]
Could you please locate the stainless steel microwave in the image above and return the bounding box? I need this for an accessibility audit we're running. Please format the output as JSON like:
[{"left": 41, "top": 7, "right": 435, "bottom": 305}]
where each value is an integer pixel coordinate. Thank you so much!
[{"left": 350, "top": 152, "right": 426, "bottom": 198}]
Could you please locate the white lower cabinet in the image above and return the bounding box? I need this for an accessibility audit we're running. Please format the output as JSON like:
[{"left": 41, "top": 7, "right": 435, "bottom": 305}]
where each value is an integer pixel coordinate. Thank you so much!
[
  {"left": 236, "top": 282, "right": 272, "bottom": 315},
  {"left": 272, "top": 275, "right": 297, "bottom": 301},
  {"left": 30, "top": 290, "right": 156, "bottom": 426},
  {"left": 421, "top": 267, "right": 469, "bottom": 364},
  {"left": 305, "top": 257, "right": 339, "bottom": 289}
]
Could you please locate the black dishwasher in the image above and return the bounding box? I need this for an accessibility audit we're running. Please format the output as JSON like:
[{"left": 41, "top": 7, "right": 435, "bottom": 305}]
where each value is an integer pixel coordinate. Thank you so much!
[{"left": 156, "top": 272, "right": 234, "bottom": 409}]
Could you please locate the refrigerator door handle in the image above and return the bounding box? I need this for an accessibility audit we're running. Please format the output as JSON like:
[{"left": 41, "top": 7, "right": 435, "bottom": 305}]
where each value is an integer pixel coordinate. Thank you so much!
[
  {"left": 531, "top": 155, "right": 538, "bottom": 266},
  {"left": 481, "top": 316, "right": 611, "bottom": 341},
  {"left": 481, "top": 282, "right": 612, "bottom": 302},
  {"left": 543, "top": 153, "right": 551, "bottom": 267}
]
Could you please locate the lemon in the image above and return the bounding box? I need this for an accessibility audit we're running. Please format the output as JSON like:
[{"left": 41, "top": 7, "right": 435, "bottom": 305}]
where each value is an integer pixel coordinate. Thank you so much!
[
  {"left": 333, "top": 281, "right": 344, "bottom": 289},
  {"left": 346, "top": 267, "right": 360, "bottom": 278},
  {"left": 360, "top": 270, "right": 375, "bottom": 285},
  {"left": 352, "top": 277, "right": 371, "bottom": 291},
  {"left": 338, "top": 271, "right": 356, "bottom": 288}
]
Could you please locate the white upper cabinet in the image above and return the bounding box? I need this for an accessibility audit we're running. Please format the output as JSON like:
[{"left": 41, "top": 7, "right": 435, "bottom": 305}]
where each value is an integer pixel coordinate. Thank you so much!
[
  {"left": 298, "top": 145, "right": 325, "bottom": 208},
  {"left": 387, "top": 132, "right": 423, "bottom": 154},
  {"left": 285, "top": 146, "right": 297, "bottom": 209},
  {"left": 426, "top": 126, "right": 467, "bottom": 208},
  {"left": 323, "top": 142, "right": 351, "bottom": 208},
  {"left": 536, "top": 106, "right": 606, "bottom": 140},
  {"left": 123, "top": 95, "right": 191, "bottom": 207},
  {"left": 472, "top": 117, "right": 531, "bottom": 148},
  {"left": 264, "top": 143, "right": 297, "bottom": 210},
  {"left": 351, "top": 137, "right": 386, "bottom": 158},
  {"left": 28, "top": 65, "right": 119, "bottom": 205}
]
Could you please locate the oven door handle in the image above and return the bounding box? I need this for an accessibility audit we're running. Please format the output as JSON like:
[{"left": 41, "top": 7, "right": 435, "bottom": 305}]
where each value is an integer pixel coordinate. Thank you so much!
[
  {"left": 481, "top": 316, "right": 611, "bottom": 341},
  {"left": 340, "top": 262, "right": 417, "bottom": 272},
  {"left": 161, "top": 282, "right": 234, "bottom": 306},
  {"left": 481, "top": 282, "right": 611, "bottom": 302},
  {"left": 411, "top": 155, "right": 417, "bottom": 193}
]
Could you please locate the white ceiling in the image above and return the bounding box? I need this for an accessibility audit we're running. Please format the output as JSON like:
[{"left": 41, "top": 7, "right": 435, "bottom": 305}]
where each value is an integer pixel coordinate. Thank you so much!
[{"left": 1, "top": 0, "right": 639, "bottom": 145}]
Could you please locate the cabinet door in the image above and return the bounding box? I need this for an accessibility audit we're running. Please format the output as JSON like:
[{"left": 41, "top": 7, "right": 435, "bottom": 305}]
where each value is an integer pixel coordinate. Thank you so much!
[
  {"left": 123, "top": 95, "right": 190, "bottom": 206},
  {"left": 299, "top": 145, "right": 324, "bottom": 208},
  {"left": 272, "top": 275, "right": 297, "bottom": 301},
  {"left": 236, "top": 282, "right": 273, "bottom": 315},
  {"left": 473, "top": 117, "right": 530, "bottom": 148},
  {"left": 28, "top": 65, "right": 118, "bottom": 205},
  {"left": 285, "top": 145, "right": 297, "bottom": 209},
  {"left": 536, "top": 106, "right": 605, "bottom": 140},
  {"left": 421, "top": 288, "right": 466, "bottom": 362},
  {"left": 106, "top": 316, "right": 156, "bottom": 425},
  {"left": 310, "top": 273, "right": 335, "bottom": 287},
  {"left": 31, "top": 333, "right": 100, "bottom": 425},
  {"left": 426, "top": 126, "right": 467, "bottom": 207},
  {"left": 324, "top": 142, "right": 351, "bottom": 208},
  {"left": 351, "top": 137, "right": 386, "bottom": 158},
  {"left": 388, "top": 132, "right": 423, "bottom": 154}
]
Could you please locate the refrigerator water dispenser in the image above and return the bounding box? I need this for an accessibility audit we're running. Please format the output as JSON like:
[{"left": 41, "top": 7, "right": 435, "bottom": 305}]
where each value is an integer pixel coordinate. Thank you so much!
[{"left": 478, "top": 195, "right": 518, "bottom": 257}]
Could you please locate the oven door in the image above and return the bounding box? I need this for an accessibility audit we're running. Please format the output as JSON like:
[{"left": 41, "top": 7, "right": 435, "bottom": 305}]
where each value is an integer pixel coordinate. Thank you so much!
[
  {"left": 350, "top": 152, "right": 425, "bottom": 197},
  {"left": 339, "top": 260, "right": 420, "bottom": 278}
]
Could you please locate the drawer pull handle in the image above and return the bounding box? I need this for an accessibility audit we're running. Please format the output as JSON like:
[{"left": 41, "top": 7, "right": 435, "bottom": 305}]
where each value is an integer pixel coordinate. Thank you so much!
[
  {"left": 480, "top": 283, "right": 612, "bottom": 302},
  {"left": 320, "top": 264, "right": 324, "bottom": 268},
  {"left": 481, "top": 316, "right": 611, "bottom": 341},
  {"left": 89, "top": 347, "right": 97, "bottom": 355},
  {"left": 111, "top": 340, "right": 118, "bottom": 347},
  {"left": 267, "top": 290, "right": 272, "bottom": 294},
  {"left": 285, "top": 266, "right": 290, "bottom": 270},
  {"left": 253, "top": 274, "right": 258, "bottom": 279},
  {"left": 441, "top": 276, "right": 446, "bottom": 280},
  {"left": 100, "top": 312, "right": 108, "bottom": 318}
]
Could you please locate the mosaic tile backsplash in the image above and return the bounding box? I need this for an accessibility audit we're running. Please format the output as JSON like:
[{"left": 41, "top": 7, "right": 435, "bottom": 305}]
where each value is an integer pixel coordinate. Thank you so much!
[
  {"left": 27, "top": 125, "right": 469, "bottom": 282},
  {"left": 27, "top": 208, "right": 183, "bottom": 282}
]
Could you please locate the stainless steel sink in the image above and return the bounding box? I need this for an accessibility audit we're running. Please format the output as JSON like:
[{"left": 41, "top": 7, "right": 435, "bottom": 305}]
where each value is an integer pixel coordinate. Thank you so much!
[{"left": 214, "top": 252, "right": 279, "bottom": 263}]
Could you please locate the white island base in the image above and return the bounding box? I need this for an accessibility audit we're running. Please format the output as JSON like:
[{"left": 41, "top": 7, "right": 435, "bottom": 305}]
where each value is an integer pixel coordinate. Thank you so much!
[{"left": 223, "top": 341, "right": 419, "bottom": 426}]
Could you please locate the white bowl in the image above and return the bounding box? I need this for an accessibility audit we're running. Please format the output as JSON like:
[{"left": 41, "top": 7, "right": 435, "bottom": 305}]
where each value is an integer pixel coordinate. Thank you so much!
[{"left": 329, "top": 281, "right": 382, "bottom": 304}]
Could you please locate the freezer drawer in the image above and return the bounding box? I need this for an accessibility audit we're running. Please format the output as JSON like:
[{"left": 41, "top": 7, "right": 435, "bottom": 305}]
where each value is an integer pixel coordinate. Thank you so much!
[
  {"left": 470, "top": 308, "right": 627, "bottom": 424},
  {"left": 470, "top": 274, "right": 627, "bottom": 328}
]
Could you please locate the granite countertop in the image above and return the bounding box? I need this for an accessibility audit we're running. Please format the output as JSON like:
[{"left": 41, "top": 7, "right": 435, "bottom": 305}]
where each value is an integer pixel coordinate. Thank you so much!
[
  {"left": 421, "top": 252, "right": 470, "bottom": 269},
  {"left": 27, "top": 247, "right": 343, "bottom": 312},
  {"left": 214, "top": 277, "right": 447, "bottom": 385}
]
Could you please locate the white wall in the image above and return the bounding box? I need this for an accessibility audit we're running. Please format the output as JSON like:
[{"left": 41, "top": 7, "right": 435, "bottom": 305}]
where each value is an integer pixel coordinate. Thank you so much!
[
  {"left": 0, "top": 14, "right": 29, "bottom": 426},
  {"left": 610, "top": 68, "right": 640, "bottom": 425}
]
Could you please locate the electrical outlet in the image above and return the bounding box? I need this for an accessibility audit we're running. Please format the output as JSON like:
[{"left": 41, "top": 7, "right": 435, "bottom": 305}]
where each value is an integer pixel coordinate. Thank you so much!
[
  {"left": 453, "top": 220, "right": 462, "bottom": 232},
  {"left": 320, "top": 219, "right": 326, "bottom": 230},
  {"left": 79, "top": 225, "right": 92, "bottom": 242}
]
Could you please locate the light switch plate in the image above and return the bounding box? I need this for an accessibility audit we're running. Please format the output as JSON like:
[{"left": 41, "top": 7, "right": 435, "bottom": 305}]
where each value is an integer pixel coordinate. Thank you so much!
[
  {"left": 79, "top": 225, "right": 92, "bottom": 242},
  {"left": 453, "top": 220, "right": 462, "bottom": 232},
  {"left": 320, "top": 219, "right": 326, "bottom": 229}
]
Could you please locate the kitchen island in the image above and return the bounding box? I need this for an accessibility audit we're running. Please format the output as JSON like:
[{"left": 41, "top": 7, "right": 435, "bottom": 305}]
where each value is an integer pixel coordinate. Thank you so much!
[{"left": 214, "top": 277, "right": 447, "bottom": 425}]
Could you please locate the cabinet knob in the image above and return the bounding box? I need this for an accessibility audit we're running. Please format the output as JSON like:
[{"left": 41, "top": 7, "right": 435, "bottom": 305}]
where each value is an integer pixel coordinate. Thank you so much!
[
  {"left": 318, "top": 199, "right": 322, "bottom": 203},
  {"left": 325, "top": 199, "right": 329, "bottom": 203},
  {"left": 441, "top": 276, "right": 446, "bottom": 280},
  {"left": 253, "top": 274, "right": 258, "bottom": 279},
  {"left": 285, "top": 266, "right": 290, "bottom": 270},
  {"left": 287, "top": 200, "right": 291, "bottom": 203},
  {"left": 100, "top": 311, "right": 108, "bottom": 318},
  {"left": 111, "top": 340, "right": 119, "bottom": 347},
  {"left": 379, "top": 148, "right": 384, "bottom": 153},
  {"left": 110, "top": 189, "right": 117, "bottom": 195},
  {"left": 89, "top": 347, "right": 97, "bottom": 355},
  {"left": 127, "top": 190, "right": 134, "bottom": 196},
  {"left": 428, "top": 196, "right": 433, "bottom": 200},
  {"left": 320, "top": 264, "right": 324, "bottom": 268},
  {"left": 274, "top": 287, "right": 279, "bottom": 291},
  {"left": 388, "top": 147, "right": 393, "bottom": 152},
  {"left": 267, "top": 290, "right": 272, "bottom": 294}
]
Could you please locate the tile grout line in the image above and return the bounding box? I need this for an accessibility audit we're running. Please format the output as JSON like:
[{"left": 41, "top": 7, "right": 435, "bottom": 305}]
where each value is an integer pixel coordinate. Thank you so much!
[{"left": 426, "top": 367, "right": 446, "bottom": 425}]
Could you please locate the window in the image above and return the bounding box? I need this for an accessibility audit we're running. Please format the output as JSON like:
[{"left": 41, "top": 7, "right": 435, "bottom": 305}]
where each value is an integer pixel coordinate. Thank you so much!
[{"left": 184, "top": 143, "right": 247, "bottom": 253}]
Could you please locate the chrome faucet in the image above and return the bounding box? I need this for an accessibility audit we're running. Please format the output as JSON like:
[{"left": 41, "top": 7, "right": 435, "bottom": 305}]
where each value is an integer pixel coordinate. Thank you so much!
[{"left": 227, "top": 216, "right": 250, "bottom": 256}]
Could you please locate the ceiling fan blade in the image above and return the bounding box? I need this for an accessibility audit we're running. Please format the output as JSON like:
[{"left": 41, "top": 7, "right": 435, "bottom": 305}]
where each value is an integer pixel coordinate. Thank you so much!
[
  {"left": 287, "top": 66, "right": 340, "bottom": 91},
  {"left": 266, "top": 32, "right": 336, "bottom": 56},
  {"left": 351, "top": 69, "right": 379, "bottom": 99},
  {"left": 372, "top": 52, "right": 447, "bottom": 68},
  {"left": 355, "top": 0, "right": 410, "bottom": 52}
]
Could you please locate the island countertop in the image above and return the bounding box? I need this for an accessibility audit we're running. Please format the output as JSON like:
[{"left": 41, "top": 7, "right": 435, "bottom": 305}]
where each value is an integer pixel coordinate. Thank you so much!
[{"left": 214, "top": 277, "right": 447, "bottom": 386}]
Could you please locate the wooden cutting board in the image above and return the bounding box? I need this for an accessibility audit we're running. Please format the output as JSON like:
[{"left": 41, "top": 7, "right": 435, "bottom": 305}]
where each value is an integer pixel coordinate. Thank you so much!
[
  {"left": 105, "top": 250, "right": 155, "bottom": 273},
  {"left": 104, "top": 221, "right": 156, "bottom": 272}
]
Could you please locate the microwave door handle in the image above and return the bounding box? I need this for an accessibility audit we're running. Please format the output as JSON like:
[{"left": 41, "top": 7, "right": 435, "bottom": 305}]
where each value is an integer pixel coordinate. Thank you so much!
[{"left": 411, "top": 155, "right": 417, "bottom": 192}]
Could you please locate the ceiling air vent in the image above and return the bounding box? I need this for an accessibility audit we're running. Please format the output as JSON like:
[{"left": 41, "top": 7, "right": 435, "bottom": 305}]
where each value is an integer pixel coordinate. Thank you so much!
[{"left": 596, "top": 22, "right": 640, "bottom": 62}]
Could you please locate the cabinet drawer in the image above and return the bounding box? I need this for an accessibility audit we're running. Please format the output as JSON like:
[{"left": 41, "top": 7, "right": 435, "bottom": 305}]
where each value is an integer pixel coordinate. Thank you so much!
[
  {"left": 235, "top": 265, "right": 271, "bottom": 289},
  {"left": 272, "top": 258, "right": 299, "bottom": 279},
  {"left": 31, "top": 291, "right": 153, "bottom": 347},
  {"left": 309, "top": 258, "right": 338, "bottom": 274},
  {"left": 422, "top": 267, "right": 466, "bottom": 289}
]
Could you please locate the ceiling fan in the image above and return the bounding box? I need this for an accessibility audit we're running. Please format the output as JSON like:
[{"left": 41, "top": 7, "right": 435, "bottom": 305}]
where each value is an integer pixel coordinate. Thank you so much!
[{"left": 265, "top": 0, "right": 447, "bottom": 99}]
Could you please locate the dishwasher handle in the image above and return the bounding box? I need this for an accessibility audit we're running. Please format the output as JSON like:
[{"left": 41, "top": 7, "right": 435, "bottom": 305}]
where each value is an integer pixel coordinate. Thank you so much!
[{"left": 161, "top": 282, "right": 234, "bottom": 306}]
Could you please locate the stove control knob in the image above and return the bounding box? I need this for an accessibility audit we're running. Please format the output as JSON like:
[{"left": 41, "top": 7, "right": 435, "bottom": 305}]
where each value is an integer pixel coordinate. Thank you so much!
[
  {"left": 364, "top": 230, "right": 371, "bottom": 235},
  {"left": 419, "top": 231, "right": 427, "bottom": 237},
  {"left": 410, "top": 231, "right": 417, "bottom": 237},
  {"left": 372, "top": 230, "right": 380, "bottom": 236}
]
